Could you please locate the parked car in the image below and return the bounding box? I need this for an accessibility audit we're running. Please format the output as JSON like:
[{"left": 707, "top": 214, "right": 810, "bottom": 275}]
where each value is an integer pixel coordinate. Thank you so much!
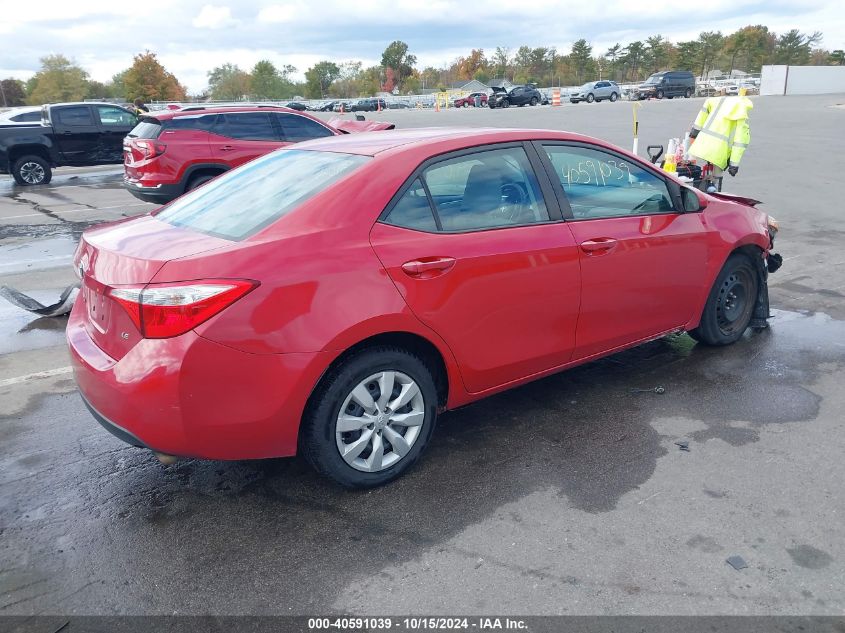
[
  {"left": 123, "top": 106, "right": 394, "bottom": 204},
  {"left": 634, "top": 71, "right": 695, "bottom": 100},
  {"left": 0, "top": 106, "right": 42, "bottom": 125},
  {"left": 453, "top": 92, "right": 488, "bottom": 108},
  {"left": 333, "top": 101, "right": 353, "bottom": 113},
  {"left": 569, "top": 80, "right": 620, "bottom": 103},
  {"left": 351, "top": 98, "right": 387, "bottom": 112},
  {"left": 388, "top": 101, "right": 411, "bottom": 109},
  {"left": 70, "top": 127, "right": 781, "bottom": 487},
  {"left": 0, "top": 102, "right": 138, "bottom": 185},
  {"left": 488, "top": 85, "right": 543, "bottom": 108},
  {"left": 313, "top": 101, "right": 338, "bottom": 112},
  {"left": 284, "top": 101, "right": 308, "bottom": 111}
]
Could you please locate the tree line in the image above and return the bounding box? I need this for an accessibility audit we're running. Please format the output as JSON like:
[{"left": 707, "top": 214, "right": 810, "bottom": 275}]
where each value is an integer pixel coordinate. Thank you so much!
[{"left": 2, "top": 28, "right": 843, "bottom": 107}]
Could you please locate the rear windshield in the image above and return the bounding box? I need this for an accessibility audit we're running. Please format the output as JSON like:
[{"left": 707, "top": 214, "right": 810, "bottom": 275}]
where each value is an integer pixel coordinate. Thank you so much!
[
  {"left": 127, "top": 119, "right": 162, "bottom": 139},
  {"left": 155, "top": 149, "right": 370, "bottom": 240}
]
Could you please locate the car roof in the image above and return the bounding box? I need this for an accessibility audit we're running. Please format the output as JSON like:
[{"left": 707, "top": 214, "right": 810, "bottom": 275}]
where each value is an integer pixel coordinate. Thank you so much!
[
  {"left": 293, "top": 127, "right": 607, "bottom": 157},
  {"left": 146, "top": 105, "right": 305, "bottom": 120}
]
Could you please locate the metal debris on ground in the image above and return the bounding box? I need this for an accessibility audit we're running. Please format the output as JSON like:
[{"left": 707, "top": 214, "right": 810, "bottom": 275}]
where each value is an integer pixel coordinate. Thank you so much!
[
  {"left": 0, "top": 284, "right": 79, "bottom": 317},
  {"left": 675, "top": 440, "right": 691, "bottom": 452},
  {"left": 630, "top": 386, "right": 666, "bottom": 394},
  {"left": 726, "top": 555, "right": 748, "bottom": 570}
]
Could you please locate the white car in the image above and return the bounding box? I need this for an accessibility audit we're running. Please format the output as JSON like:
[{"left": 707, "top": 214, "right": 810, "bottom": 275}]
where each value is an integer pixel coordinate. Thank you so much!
[{"left": 0, "top": 106, "right": 42, "bottom": 125}]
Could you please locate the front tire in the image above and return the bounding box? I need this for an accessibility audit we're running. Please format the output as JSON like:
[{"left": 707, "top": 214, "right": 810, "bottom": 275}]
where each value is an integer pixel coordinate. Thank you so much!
[
  {"left": 299, "top": 347, "right": 438, "bottom": 488},
  {"left": 501, "top": 99, "right": 510, "bottom": 108},
  {"left": 656, "top": 89, "right": 665, "bottom": 99},
  {"left": 12, "top": 155, "right": 52, "bottom": 186},
  {"left": 586, "top": 93, "right": 595, "bottom": 103},
  {"left": 530, "top": 97, "right": 539, "bottom": 106},
  {"left": 689, "top": 254, "right": 759, "bottom": 346},
  {"left": 684, "top": 88, "right": 692, "bottom": 98}
]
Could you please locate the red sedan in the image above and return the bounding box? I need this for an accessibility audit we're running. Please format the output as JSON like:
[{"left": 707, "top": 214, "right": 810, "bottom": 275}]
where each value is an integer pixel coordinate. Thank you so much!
[
  {"left": 453, "top": 92, "right": 488, "bottom": 107},
  {"left": 68, "top": 128, "right": 781, "bottom": 487}
]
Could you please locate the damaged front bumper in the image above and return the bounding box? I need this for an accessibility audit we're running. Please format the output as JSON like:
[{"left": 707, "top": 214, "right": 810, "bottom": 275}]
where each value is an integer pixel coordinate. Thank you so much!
[{"left": 751, "top": 219, "right": 782, "bottom": 329}]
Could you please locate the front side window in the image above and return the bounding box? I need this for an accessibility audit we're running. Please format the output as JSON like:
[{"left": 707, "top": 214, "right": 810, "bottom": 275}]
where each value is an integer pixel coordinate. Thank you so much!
[
  {"left": 275, "top": 114, "right": 333, "bottom": 142},
  {"left": 55, "top": 106, "right": 94, "bottom": 126},
  {"left": 96, "top": 105, "right": 137, "bottom": 127},
  {"left": 422, "top": 146, "right": 549, "bottom": 231},
  {"left": 543, "top": 145, "right": 674, "bottom": 219},
  {"left": 155, "top": 150, "right": 369, "bottom": 240},
  {"left": 219, "top": 112, "right": 278, "bottom": 141}
]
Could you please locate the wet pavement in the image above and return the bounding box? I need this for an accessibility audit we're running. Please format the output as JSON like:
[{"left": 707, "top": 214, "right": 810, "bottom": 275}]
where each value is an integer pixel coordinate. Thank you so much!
[{"left": 1, "top": 96, "right": 844, "bottom": 616}]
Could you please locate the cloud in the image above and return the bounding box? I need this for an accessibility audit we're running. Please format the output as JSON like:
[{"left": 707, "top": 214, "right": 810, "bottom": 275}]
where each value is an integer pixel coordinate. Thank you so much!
[
  {"left": 193, "top": 5, "right": 236, "bottom": 29},
  {"left": 1, "top": 0, "right": 843, "bottom": 93}
]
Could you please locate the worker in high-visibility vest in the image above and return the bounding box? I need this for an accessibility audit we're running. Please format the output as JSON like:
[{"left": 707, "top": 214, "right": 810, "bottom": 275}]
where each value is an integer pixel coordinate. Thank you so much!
[{"left": 688, "top": 92, "right": 752, "bottom": 178}]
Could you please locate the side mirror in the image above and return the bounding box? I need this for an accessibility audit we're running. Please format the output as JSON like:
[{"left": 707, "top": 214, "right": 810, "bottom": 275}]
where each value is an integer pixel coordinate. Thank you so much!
[{"left": 682, "top": 187, "right": 707, "bottom": 212}]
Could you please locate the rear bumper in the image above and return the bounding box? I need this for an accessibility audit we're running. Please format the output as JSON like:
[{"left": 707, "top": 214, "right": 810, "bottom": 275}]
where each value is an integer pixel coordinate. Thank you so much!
[
  {"left": 67, "top": 302, "right": 331, "bottom": 460},
  {"left": 123, "top": 177, "right": 182, "bottom": 204}
]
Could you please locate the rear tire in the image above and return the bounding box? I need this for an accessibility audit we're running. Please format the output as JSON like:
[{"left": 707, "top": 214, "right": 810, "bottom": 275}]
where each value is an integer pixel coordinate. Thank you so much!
[
  {"left": 12, "top": 155, "right": 52, "bottom": 186},
  {"left": 684, "top": 88, "right": 692, "bottom": 98},
  {"left": 299, "top": 346, "right": 438, "bottom": 488},
  {"left": 689, "top": 253, "right": 759, "bottom": 346},
  {"left": 610, "top": 92, "right": 618, "bottom": 102},
  {"left": 186, "top": 172, "right": 218, "bottom": 192}
]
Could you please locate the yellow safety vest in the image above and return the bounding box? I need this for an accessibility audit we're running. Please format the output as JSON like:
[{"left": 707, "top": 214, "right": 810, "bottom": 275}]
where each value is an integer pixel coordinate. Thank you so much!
[{"left": 689, "top": 96, "right": 752, "bottom": 170}]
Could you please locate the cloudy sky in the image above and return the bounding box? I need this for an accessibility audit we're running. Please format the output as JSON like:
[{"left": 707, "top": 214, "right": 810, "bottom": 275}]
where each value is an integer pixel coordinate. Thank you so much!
[{"left": 1, "top": 0, "right": 843, "bottom": 93}]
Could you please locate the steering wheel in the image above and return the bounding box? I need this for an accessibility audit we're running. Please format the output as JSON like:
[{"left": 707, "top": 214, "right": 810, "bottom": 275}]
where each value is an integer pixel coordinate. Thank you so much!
[{"left": 497, "top": 182, "right": 529, "bottom": 222}]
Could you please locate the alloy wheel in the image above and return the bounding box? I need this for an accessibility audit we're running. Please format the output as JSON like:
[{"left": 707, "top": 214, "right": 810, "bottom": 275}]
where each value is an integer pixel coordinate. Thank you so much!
[
  {"left": 20, "top": 162, "right": 45, "bottom": 185},
  {"left": 335, "top": 371, "right": 425, "bottom": 473}
]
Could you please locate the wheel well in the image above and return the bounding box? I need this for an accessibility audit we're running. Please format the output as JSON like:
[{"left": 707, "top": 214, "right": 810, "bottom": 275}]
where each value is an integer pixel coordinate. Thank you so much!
[
  {"left": 319, "top": 332, "right": 449, "bottom": 409},
  {"left": 730, "top": 244, "right": 763, "bottom": 264},
  {"left": 9, "top": 145, "right": 51, "bottom": 166},
  {"left": 186, "top": 167, "right": 226, "bottom": 187}
]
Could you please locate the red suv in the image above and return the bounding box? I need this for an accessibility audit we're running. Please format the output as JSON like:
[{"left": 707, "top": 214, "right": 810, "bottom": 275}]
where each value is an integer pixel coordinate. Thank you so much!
[{"left": 123, "top": 107, "right": 341, "bottom": 204}]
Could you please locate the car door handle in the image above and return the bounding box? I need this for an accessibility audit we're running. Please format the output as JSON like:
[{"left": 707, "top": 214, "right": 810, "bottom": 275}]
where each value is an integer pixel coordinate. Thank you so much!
[
  {"left": 401, "top": 257, "right": 456, "bottom": 277},
  {"left": 580, "top": 238, "right": 618, "bottom": 255},
  {"left": 63, "top": 131, "right": 73, "bottom": 135},
  {"left": 220, "top": 145, "right": 235, "bottom": 151}
]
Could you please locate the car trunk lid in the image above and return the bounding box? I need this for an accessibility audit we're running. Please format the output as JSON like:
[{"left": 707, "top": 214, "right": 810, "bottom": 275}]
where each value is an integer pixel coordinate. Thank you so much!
[{"left": 74, "top": 215, "right": 232, "bottom": 359}]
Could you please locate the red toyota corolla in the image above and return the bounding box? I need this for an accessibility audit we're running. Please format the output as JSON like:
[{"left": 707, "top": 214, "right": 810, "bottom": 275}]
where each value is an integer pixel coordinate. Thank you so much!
[{"left": 68, "top": 128, "right": 781, "bottom": 487}]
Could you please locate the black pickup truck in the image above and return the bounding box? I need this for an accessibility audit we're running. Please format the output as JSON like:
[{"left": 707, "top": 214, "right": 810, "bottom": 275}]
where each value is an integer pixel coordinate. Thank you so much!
[{"left": 0, "top": 102, "right": 138, "bottom": 185}]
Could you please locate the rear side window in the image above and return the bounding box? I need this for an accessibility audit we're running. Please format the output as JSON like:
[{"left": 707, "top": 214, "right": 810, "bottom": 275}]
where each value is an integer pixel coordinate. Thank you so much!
[
  {"left": 275, "top": 114, "right": 333, "bottom": 142},
  {"left": 127, "top": 119, "right": 162, "bottom": 139},
  {"left": 384, "top": 179, "right": 437, "bottom": 232},
  {"left": 11, "top": 111, "right": 40, "bottom": 122},
  {"left": 422, "top": 146, "right": 549, "bottom": 231},
  {"left": 55, "top": 106, "right": 93, "bottom": 126},
  {"left": 155, "top": 150, "right": 370, "bottom": 240},
  {"left": 219, "top": 112, "right": 278, "bottom": 141},
  {"left": 165, "top": 114, "right": 218, "bottom": 131}
]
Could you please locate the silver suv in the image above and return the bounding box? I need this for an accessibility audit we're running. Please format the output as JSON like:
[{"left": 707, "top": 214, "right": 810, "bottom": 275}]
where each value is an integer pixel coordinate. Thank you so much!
[{"left": 570, "top": 81, "right": 620, "bottom": 103}]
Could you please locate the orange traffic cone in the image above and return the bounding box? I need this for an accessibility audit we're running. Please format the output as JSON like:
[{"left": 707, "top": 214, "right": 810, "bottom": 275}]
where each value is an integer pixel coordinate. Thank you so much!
[
  {"left": 377, "top": 99, "right": 382, "bottom": 112},
  {"left": 435, "top": 99, "right": 440, "bottom": 113},
  {"left": 340, "top": 102, "right": 345, "bottom": 114}
]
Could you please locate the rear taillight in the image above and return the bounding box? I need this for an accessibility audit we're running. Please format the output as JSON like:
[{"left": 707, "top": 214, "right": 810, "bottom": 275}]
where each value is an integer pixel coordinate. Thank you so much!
[
  {"left": 109, "top": 280, "right": 257, "bottom": 339},
  {"left": 132, "top": 139, "right": 167, "bottom": 159}
]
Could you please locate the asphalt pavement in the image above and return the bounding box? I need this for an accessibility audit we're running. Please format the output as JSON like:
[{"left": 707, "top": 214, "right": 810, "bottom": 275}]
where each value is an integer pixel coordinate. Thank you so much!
[{"left": 1, "top": 95, "right": 844, "bottom": 617}]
